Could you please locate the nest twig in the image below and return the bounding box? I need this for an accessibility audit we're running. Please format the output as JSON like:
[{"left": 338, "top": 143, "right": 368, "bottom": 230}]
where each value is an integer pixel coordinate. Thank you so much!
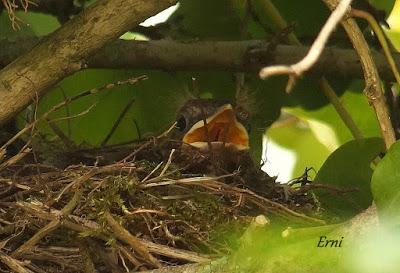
[{"left": 0, "top": 138, "right": 328, "bottom": 272}]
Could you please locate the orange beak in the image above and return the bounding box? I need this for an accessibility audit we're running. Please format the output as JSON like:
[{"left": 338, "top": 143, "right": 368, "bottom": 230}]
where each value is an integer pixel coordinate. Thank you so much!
[{"left": 182, "top": 104, "right": 249, "bottom": 150}]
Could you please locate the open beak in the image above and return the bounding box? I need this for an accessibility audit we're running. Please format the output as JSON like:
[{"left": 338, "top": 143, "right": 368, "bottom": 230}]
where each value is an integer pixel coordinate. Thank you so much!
[{"left": 182, "top": 104, "right": 249, "bottom": 150}]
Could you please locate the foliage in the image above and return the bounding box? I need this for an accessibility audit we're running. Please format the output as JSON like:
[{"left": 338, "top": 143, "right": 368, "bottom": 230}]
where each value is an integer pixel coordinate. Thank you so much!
[
  {"left": 314, "top": 137, "right": 384, "bottom": 220},
  {"left": 372, "top": 140, "right": 400, "bottom": 227},
  {"left": 2, "top": 0, "right": 400, "bottom": 272}
]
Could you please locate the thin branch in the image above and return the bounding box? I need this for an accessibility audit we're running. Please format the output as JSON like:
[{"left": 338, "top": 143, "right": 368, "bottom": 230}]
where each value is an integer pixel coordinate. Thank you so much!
[
  {"left": 351, "top": 8, "right": 400, "bottom": 86},
  {"left": 0, "top": 0, "right": 178, "bottom": 126},
  {"left": 101, "top": 98, "right": 135, "bottom": 147},
  {"left": 12, "top": 187, "right": 82, "bottom": 257},
  {"left": 324, "top": 0, "right": 396, "bottom": 149},
  {"left": 45, "top": 117, "right": 75, "bottom": 148},
  {"left": 159, "top": 149, "right": 175, "bottom": 177},
  {"left": 252, "top": 0, "right": 301, "bottom": 45},
  {"left": 104, "top": 211, "right": 161, "bottom": 268},
  {"left": 257, "top": 0, "right": 363, "bottom": 140},
  {"left": 0, "top": 147, "right": 31, "bottom": 172},
  {"left": 0, "top": 0, "right": 34, "bottom": 30},
  {"left": 317, "top": 78, "right": 363, "bottom": 139},
  {"left": 259, "top": 0, "right": 352, "bottom": 89}
]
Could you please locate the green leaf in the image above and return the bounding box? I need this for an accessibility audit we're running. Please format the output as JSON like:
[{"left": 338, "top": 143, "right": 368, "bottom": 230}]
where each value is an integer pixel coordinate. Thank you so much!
[
  {"left": 17, "top": 11, "right": 60, "bottom": 35},
  {"left": 171, "top": 0, "right": 244, "bottom": 39},
  {"left": 369, "top": 0, "right": 395, "bottom": 14},
  {"left": 0, "top": 12, "right": 36, "bottom": 39},
  {"left": 314, "top": 137, "right": 384, "bottom": 220},
  {"left": 371, "top": 140, "right": 400, "bottom": 227},
  {"left": 251, "top": 0, "right": 329, "bottom": 38},
  {"left": 34, "top": 69, "right": 186, "bottom": 145},
  {"left": 287, "top": 81, "right": 381, "bottom": 145},
  {"left": 385, "top": 30, "right": 400, "bottom": 51},
  {"left": 227, "top": 221, "right": 400, "bottom": 273},
  {"left": 386, "top": 0, "right": 400, "bottom": 50}
]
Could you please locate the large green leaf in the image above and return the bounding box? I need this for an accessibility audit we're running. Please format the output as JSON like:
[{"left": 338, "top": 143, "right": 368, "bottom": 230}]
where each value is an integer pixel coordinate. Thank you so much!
[
  {"left": 225, "top": 221, "right": 400, "bottom": 273},
  {"left": 34, "top": 69, "right": 186, "bottom": 145},
  {"left": 371, "top": 140, "right": 400, "bottom": 227},
  {"left": 314, "top": 138, "right": 384, "bottom": 220}
]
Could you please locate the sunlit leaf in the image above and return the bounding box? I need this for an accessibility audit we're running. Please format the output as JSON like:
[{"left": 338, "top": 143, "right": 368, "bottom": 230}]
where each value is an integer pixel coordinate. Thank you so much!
[
  {"left": 371, "top": 140, "right": 400, "bottom": 227},
  {"left": 387, "top": 0, "right": 400, "bottom": 30},
  {"left": 385, "top": 0, "right": 400, "bottom": 50}
]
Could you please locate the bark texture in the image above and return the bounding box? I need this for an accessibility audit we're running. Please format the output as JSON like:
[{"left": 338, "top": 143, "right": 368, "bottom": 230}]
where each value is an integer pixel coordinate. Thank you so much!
[
  {"left": 0, "top": 0, "right": 177, "bottom": 125},
  {"left": 1, "top": 38, "right": 397, "bottom": 82}
]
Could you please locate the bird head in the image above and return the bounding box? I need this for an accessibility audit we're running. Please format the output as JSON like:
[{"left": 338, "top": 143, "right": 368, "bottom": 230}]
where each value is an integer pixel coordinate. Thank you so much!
[
  {"left": 172, "top": 99, "right": 275, "bottom": 190},
  {"left": 175, "top": 99, "right": 250, "bottom": 151}
]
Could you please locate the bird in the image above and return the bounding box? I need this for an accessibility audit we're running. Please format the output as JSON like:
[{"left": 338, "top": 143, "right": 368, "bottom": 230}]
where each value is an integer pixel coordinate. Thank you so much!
[
  {"left": 172, "top": 99, "right": 273, "bottom": 185},
  {"left": 170, "top": 98, "right": 277, "bottom": 195},
  {"left": 175, "top": 99, "right": 250, "bottom": 152}
]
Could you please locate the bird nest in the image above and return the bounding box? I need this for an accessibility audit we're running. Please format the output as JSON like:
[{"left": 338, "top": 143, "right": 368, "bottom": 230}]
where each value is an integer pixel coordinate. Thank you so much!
[{"left": 0, "top": 124, "right": 325, "bottom": 273}]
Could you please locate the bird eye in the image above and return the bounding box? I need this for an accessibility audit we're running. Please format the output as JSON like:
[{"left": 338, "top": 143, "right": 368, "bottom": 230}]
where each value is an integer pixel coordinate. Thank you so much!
[
  {"left": 235, "top": 109, "right": 251, "bottom": 133},
  {"left": 236, "top": 110, "right": 248, "bottom": 121},
  {"left": 176, "top": 116, "right": 187, "bottom": 132}
]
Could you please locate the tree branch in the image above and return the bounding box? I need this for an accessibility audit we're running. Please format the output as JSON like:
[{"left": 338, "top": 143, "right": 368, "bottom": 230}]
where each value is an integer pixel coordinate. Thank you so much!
[
  {"left": 259, "top": 0, "right": 352, "bottom": 83},
  {"left": 252, "top": 0, "right": 363, "bottom": 140},
  {"left": 1, "top": 38, "right": 399, "bottom": 82},
  {"left": 0, "top": 0, "right": 178, "bottom": 126},
  {"left": 324, "top": 0, "right": 396, "bottom": 149}
]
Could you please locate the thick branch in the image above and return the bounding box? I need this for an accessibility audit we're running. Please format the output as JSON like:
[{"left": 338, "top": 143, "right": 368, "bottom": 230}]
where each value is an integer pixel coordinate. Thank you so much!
[
  {"left": 0, "top": 0, "right": 177, "bottom": 126},
  {"left": 1, "top": 38, "right": 399, "bottom": 82}
]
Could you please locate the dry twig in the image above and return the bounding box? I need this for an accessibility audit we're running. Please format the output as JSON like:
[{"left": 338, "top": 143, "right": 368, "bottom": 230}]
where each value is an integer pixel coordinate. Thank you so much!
[
  {"left": 259, "top": 0, "right": 353, "bottom": 92},
  {"left": 15, "top": 201, "right": 211, "bottom": 263},
  {"left": 104, "top": 211, "right": 161, "bottom": 268},
  {"left": 12, "top": 188, "right": 83, "bottom": 257},
  {"left": 0, "top": 251, "right": 33, "bottom": 273}
]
